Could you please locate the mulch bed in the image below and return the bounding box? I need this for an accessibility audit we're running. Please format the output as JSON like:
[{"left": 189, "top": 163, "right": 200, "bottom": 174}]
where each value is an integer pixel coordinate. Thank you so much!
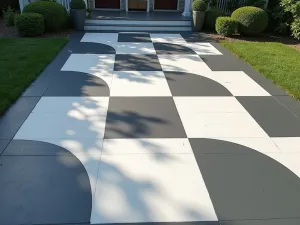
[
  {"left": 209, "top": 32, "right": 300, "bottom": 51},
  {"left": 0, "top": 19, "right": 73, "bottom": 38}
]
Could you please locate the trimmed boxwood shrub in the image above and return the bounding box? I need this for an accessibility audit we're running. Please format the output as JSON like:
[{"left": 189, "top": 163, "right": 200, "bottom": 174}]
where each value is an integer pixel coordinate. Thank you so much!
[
  {"left": 204, "top": 7, "right": 227, "bottom": 30},
  {"left": 231, "top": 6, "right": 268, "bottom": 35},
  {"left": 216, "top": 17, "right": 238, "bottom": 36},
  {"left": 192, "top": 0, "right": 207, "bottom": 11},
  {"left": 23, "top": 1, "right": 68, "bottom": 32},
  {"left": 15, "top": 13, "right": 44, "bottom": 37},
  {"left": 70, "top": 0, "right": 86, "bottom": 9}
]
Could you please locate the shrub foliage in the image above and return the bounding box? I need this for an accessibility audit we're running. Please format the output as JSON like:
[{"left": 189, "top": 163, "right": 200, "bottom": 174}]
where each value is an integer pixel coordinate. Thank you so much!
[
  {"left": 281, "top": 0, "right": 300, "bottom": 39},
  {"left": 204, "top": 7, "right": 227, "bottom": 30},
  {"left": 23, "top": 1, "right": 68, "bottom": 32},
  {"left": 231, "top": 6, "right": 268, "bottom": 35},
  {"left": 70, "top": 0, "right": 86, "bottom": 9},
  {"left": 15, "top": 13, "right": 44, "bottom": 37},
  {"left": 216, "top": 16, "right": 238, "bottom": 36},
  {"left": 192, "top": 0, "right": 207, "bottom": 11}
]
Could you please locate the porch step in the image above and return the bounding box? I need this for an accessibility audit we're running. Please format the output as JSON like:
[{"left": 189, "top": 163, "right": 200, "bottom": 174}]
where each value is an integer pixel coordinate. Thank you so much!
[
  {"left": 86, "top": 19, "right": 191, "bottom": 26},
  {"left": 84, "top": 19, "right": 192, "bottom": 32}
]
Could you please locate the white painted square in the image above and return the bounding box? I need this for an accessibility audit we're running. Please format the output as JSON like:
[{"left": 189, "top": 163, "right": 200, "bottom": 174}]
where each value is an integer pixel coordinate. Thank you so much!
[
  {"left": 91, "top": 154, "right": 217, "bottom": 223},
  {"left": 185, "top": 43, "right": 222, "bottom": 55},
  {"left": 61, "top": 54, "right": 115, "bottom": 86},
  {"left": 216, "top": 137, "right": 281, "bottom": 154},
  {"left": 150, "top": 34, "right": 187, "bottom": 44},
  {"left": 81, "top": 33, "right": 118, "bottom": 46},
  {"left": 158, "top": 55, "right": 211, "bottom": 74},
  {"left": 272, "top": 137, "right": 300, "bottom": 153},
  {"left": 36, "top": 138, "right": 104, "bottom": 156},
  {"left": 101, "top": 138, "right": 192, "bottom": 155},
  {"left": 115, "top": 43, "right": 156, "bottom": 54},
  {"left": 174, "top": 97, "right": 268, "bottom": 138},
  {"left": 32, "top": 97, "right": 109, "bottom": 116},
  {"left": 175, "top": 103, "right": 268, "bottom": 138},
  {"left": 174, "top": 97, "right": 247, "bottom": 113},
  {"left": 209, "top": 71, "right": 270, "bottom": 96},
  {"left": 15, "top": 113, "right": 107, "bottom": 139},
  {"left": 111, "top": 71, "right": 171, "bottom": 96},
  {"left": 15, "top": 97, "right": 109, "bottom": 139}
]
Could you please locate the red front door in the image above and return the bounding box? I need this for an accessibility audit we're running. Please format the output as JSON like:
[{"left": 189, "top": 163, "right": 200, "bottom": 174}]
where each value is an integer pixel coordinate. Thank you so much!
[
  {"left": 95, "top": 0, "right": 120, "bottom": 9},
  {"left": 154, "top": 0, "right": 178, "bottom": 10}
]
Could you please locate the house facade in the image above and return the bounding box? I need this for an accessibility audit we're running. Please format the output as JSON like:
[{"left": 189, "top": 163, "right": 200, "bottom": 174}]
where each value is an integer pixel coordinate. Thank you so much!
[
  {"left": 89, "top": 0, "right": 185, "bottom": 12},
  {"left": 19, "top": 0, "right": 189, "bottom": 13}
]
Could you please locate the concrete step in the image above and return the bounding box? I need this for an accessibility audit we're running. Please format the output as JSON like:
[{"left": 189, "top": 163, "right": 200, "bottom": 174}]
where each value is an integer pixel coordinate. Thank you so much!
[
  {"left": 84, "top": 24, "right": 192, "bottom": 32},
  {"left": 85, "top": 19, "right": 191, "bottom": 26}
]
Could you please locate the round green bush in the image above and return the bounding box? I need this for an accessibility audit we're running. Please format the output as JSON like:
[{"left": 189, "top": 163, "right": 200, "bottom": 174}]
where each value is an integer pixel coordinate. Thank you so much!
[
  {"left": 70, "top": 0, "right": 86, "bottom": 9},
  {"left": 15, "top": 13, "right": 44, "bottom": 37},
  {"left": 204, "top": 7, "right": 227, "bottom": 30},
  {"left": 23, "top": 1, "right": 68, "bottom": 32},
  {"left": 216, "top": 17, "right": 238, "bottom": 36},
  {"left": 192, "top": 0, "right": 207, "bottom": 11},
  {"left": 231, "top": 6, "right": 268, "bottom": 35}
]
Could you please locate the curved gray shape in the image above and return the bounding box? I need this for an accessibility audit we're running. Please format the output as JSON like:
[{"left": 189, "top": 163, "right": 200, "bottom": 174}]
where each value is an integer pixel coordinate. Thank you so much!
[
  {"left": 153, "top": 43, "right": 197, "bottom": 55},
  {"left": 0, "top": 140, "right": 92, "bottom": 225},
  {"left": 44, "top": 71, "right": 110, "bottom": 96},
  {"left": 190, "top": 138, "right": 300, "bottom": 221},
  {"left": 67, "top": 42, "right": 116, "bottom": 54},
  {"left": 165, "top": 72, "right": 232, "bottom": 96}
]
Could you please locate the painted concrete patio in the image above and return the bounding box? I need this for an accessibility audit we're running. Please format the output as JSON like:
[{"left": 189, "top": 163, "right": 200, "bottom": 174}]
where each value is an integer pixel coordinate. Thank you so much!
[{"left": 0, "top": 32, "right": 300, "bottom": 225}]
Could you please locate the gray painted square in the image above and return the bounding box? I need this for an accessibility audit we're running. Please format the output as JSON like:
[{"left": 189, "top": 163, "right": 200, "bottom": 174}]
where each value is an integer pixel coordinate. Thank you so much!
[
  {"left": 200, "top": 55, "right": 242, "bottom": 71},
  {"left": 44, "top": 71, "right": 110, "bottom": 97},
  {"left": 180, "top": 33, "right": 214, "bottom": 42},
  {"left": 190, "top": 138, "right": 300, "bottom": 221},
  {"left": 0, "top": 139, "right": 10, "bottom": 155},
  {"left": 237, "top": 96, "right": 300, "bottom": 137},
  {"left": 165, "top": 72, "right": 232, "bottom": 96},
  {"left": 0, "top": 153, "right": 92, "bottom": 225},
  {"left": 114, "top": 55, "right": 162, "bottom": 71},
  {"left": 118, "top": 33, "right": 151, "bottom": 42},
  {"left": 154, "top": 43, "right": 196, "bottom": 55},
  {"left": 105, "top": 97, "right": 186, "bottom": 138}
]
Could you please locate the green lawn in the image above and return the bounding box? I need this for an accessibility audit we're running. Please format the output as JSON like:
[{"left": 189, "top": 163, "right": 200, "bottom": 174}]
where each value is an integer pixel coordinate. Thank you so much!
[
  {"left": 221, "top": 41, "right": 300, "bottom": 99},
  {"left": 0, "top": 38, "right": 68, "bottom": 115}
]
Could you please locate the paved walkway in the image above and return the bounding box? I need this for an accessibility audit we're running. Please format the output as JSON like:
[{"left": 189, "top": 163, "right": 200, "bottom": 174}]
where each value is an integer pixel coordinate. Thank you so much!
[{"left": 1, "top": 32, "right": 300, "bottom": 225}]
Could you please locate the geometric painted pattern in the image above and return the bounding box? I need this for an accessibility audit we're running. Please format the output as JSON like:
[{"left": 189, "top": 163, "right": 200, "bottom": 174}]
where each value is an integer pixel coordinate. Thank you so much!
[{"left": 1, "top": 32, "right": 300, "bottom": 225}]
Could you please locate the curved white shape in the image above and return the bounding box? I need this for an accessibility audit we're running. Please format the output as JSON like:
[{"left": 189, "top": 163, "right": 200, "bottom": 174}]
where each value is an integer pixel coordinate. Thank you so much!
[
  {"left": 61, "top": 54, "right": 115, "bottom": 87},
  {"left": 81, "top": 33, "right": 119, "bottom": 46}
]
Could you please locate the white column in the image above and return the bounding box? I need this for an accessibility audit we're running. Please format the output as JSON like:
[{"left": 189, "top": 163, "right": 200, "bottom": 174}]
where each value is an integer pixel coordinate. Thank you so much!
[
  {"left": 19, "top": 0, "right": 24, "bottom": 12},
  {"left": 182, "top": 0, "right": 192, "bottom": 17},
  {"left": 147, "top": 0, "right": 150, "bottom": 12}
]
